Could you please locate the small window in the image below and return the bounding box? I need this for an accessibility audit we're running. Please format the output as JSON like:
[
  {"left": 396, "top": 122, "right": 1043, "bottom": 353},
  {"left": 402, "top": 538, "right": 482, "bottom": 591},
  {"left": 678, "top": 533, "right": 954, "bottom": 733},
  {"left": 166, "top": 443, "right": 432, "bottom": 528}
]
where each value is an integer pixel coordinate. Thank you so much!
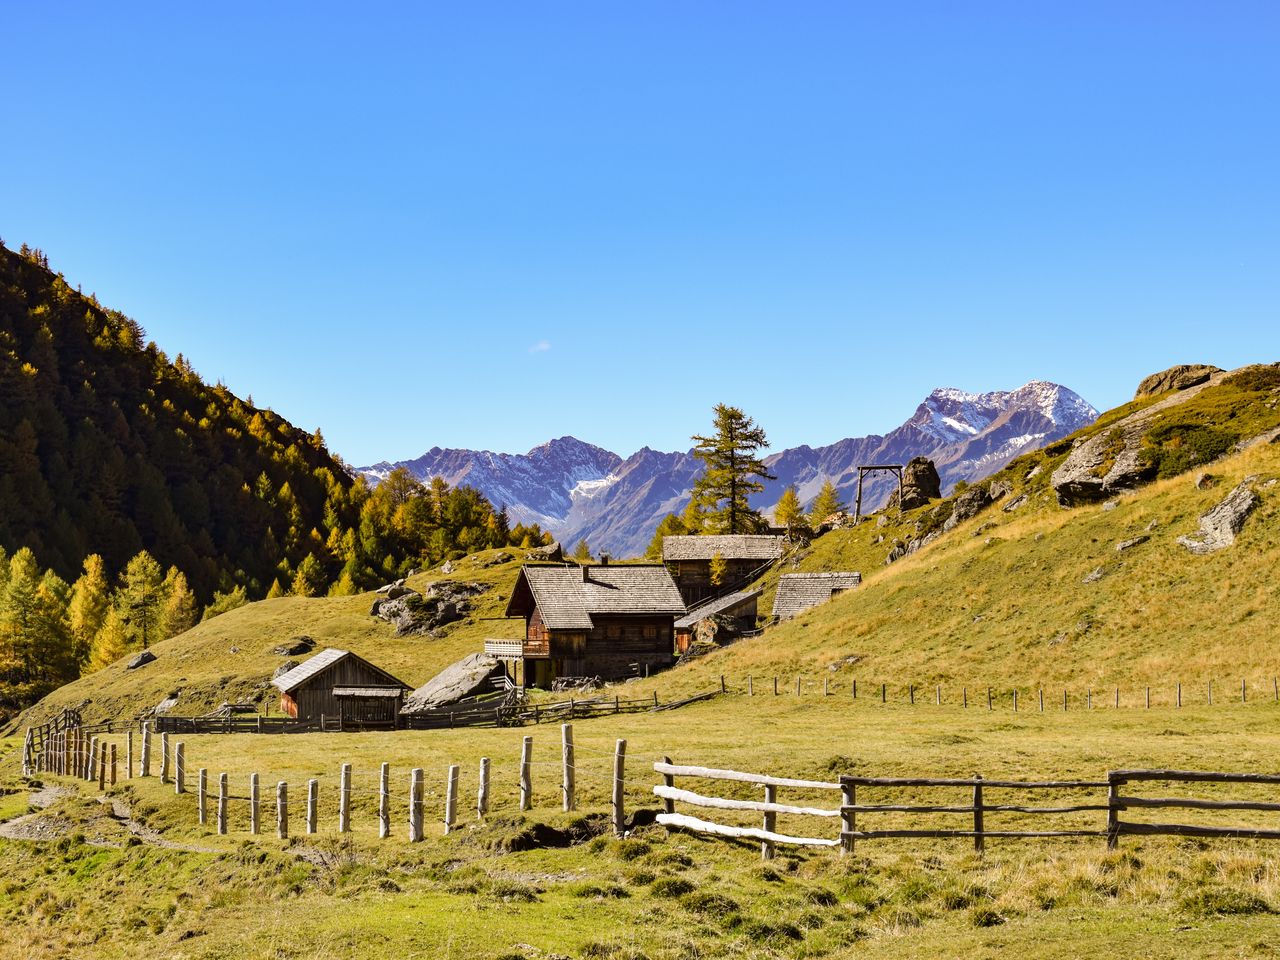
[
  {"left": 642, "top": 625, "right": 658, "bottom": 640},
  {"left": 606, "top": 625, "right": 623, "bottom": 640}
]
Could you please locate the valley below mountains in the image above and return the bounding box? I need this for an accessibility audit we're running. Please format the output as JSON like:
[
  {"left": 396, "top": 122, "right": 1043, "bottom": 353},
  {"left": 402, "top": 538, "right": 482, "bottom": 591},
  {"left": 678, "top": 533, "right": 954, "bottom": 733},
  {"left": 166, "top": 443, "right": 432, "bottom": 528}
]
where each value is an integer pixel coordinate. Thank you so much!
[{"left": 361, "top": 381, "right": 1099, "bottom": 557}]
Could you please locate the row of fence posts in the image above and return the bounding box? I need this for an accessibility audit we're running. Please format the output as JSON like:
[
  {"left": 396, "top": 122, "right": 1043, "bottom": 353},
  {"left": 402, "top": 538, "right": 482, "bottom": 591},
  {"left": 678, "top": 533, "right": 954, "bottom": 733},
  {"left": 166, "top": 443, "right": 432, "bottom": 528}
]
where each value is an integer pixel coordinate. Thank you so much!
[
  {"left": 730, "top": 675, "right": 1279, "bottom": 709},
  {"left": 29, "top": 721, "right": 177, "bottom": 786},
  {"left": 190, "top": 724, "right": 629, "bottom": 841}
]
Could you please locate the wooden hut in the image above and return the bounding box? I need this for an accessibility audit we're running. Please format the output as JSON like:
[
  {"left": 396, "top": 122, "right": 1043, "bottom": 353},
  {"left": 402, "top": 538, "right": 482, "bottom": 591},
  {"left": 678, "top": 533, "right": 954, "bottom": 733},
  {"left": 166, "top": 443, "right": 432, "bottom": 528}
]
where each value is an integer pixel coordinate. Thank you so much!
[
  {"left": 673, "top": 588, "right": 762, "bottom": 654},
  {"left": 505, "top": 563, "right": 686, "bottom": 688},
  {"left": 771, "top": 572, "right": 862, "bottom": 621},
  {"left": 662, "top": 535, "right": 784, "bottom": 606},
  {"left": 272, "top": 648, "right": 410, "bottom": 728}
]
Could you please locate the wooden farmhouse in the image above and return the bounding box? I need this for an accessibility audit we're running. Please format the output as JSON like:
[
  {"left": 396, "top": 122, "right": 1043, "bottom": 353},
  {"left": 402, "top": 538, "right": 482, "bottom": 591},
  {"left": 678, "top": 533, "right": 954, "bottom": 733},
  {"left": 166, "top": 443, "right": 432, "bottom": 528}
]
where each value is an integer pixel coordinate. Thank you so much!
[
  {"left": 771, "top": 572, "right": 862, "bottom": 621},
  {"left": 673, "top": 588, "right": 761, "bottom": 654},
  {"left": 504, "top": 563, "right": 686, "bottom": 688},
  {"left": 662, "top": 534, "right": 784, "bottom": 606},
  {"left": 271, "top": 648, "right": 411, "bottom": 729}
]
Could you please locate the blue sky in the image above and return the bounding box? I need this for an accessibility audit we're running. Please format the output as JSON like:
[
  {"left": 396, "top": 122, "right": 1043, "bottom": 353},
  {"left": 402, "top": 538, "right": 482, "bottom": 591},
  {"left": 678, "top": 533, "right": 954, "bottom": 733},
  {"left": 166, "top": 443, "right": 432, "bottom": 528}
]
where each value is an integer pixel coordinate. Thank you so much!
[{"left": 3, "top": 2, "right": 1277, "bottom": 465}]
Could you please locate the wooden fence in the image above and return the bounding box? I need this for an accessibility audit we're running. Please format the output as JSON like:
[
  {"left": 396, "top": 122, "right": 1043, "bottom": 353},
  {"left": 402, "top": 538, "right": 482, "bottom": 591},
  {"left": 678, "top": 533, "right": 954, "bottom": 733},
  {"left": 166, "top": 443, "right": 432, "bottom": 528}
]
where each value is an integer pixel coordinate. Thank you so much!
[{"left": 654, "top": 761, "right": 1280, "bottom": 859}]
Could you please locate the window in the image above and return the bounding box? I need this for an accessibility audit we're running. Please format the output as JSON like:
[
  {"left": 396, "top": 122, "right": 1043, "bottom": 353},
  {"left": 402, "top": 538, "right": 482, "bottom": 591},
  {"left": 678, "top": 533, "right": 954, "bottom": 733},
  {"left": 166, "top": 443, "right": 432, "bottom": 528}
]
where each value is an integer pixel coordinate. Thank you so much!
[
  {"left": 606, "top": 625, "right": 623, "bottom": 640},
  {"left": 642, "top": 625, "right": 658, "bottom": 640}
]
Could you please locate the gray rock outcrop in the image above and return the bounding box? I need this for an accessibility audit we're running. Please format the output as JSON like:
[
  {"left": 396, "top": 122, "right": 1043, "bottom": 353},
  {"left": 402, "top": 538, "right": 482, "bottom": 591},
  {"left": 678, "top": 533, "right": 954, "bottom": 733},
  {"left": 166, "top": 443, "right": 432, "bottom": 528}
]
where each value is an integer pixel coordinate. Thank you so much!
[
  {"left": 273, "top": 660, "right": 300, "bottom": 679},
  {"left": 271, "top": 636, "right": 314, "bottom": 657},
  {"left": 942, "top": 485, "right": 995, "bottom": 532},
  {"left": 888, "top": 457, "right": 942, "bottom": 510},
  {"left": 1115, "top": 536, "right": 1149, "bottom": 552},
  {"left": 371, "top": 580, "right": 490, "bottom": 636},
  {"left": 127, "top": 650, "right": 156, "bottom": 670},
  {"left": 1134, "top": 364, "right": 1223, "bottom": 399},
  {"left": 1177, "top": 479, "right": 1260, "bottom": 555},
  {"left": 525, "top": 541, "right": 564, "bottom": 562},
  {"left": 401, "top": 653, "right": 504, "bottom": 712}
]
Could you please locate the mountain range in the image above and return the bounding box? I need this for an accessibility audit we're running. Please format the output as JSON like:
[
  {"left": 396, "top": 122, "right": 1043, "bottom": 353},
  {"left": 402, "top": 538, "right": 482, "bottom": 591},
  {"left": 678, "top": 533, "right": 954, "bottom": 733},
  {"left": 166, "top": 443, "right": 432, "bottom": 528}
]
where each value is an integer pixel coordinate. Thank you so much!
[{"left": 360, "top": 381, "right": 1099, "bottom": 558}]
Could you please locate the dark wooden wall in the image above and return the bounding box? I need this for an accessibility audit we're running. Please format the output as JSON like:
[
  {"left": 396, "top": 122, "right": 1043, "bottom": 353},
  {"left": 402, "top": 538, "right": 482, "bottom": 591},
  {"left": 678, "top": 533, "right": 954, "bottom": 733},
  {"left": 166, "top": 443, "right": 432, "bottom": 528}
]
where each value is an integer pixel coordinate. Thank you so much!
[
  {"left": 291, "top": 658, "right": 402, "bottom": 721},
  {"left": 671, "top": 559, "right": 761, "bottom": 606}
]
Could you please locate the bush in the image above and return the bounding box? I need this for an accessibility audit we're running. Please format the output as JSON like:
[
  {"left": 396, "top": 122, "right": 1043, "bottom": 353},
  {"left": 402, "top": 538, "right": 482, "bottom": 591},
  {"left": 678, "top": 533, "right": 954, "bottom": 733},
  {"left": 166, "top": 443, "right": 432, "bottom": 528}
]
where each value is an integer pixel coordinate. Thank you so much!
[
  {"left": 1225, "top": 364, "right": 1280, "bottom": 392},
  {"left": 1139, "top": 422, "right": 1239, "bottom": 480},
  {"left": 649, "top": 876, "right": 694, "bottom": 897},
  {"left": 1179, "top": 888, "right": 1273, "bottom": 917}
]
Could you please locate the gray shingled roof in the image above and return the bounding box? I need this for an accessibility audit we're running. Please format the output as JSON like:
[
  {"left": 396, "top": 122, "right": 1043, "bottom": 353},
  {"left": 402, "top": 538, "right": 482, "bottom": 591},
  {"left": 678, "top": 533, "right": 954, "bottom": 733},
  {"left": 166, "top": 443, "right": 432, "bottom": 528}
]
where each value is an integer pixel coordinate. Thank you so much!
[
  {"left": 271, "top": 648, "right": 350, "bottom": 693},
  {"left": 332, "top": 686, "right": 404, "bottom": 698},
  {"left": 771, "top": 572, "right": 862, "bottom": 620},
  {"left": 662, "top": 535, "right": 785, "bottom": 562},
  {"left": 510, "top": 565, "right": 686, "bottom": 630},
  {"left": 675, "top": 589, "right": 762, "bottom": 629}
]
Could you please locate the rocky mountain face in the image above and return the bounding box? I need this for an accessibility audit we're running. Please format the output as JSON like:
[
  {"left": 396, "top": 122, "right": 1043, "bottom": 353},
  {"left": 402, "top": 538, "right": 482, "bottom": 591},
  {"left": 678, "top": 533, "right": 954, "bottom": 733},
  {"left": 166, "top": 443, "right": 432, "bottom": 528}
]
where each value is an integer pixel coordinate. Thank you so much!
[{"left": 361, "top": 381, "right": 1098, "bottom": 558}]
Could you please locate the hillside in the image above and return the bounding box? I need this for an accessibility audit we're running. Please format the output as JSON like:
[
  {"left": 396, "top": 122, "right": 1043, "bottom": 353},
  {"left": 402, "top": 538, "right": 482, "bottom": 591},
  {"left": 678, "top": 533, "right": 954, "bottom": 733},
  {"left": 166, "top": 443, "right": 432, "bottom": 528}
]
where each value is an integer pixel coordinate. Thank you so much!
[
  {"left": 361, "top": 381, "right": 1098, "bottom": 557},
  {"left": 0, "top": 242, "right": 360, "bottom": 602}
]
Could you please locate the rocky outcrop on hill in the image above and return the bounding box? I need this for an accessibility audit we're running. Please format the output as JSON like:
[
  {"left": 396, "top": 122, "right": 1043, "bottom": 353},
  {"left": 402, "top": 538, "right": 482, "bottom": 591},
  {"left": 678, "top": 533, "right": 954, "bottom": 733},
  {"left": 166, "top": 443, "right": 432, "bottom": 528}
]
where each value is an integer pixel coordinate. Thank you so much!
[
  {"left": 402, "top": 653, "right": 504, "bottom": 712},
  {"left": 127, "top": 651, "right": 156, "bottom": 670},
  {"left": 887, "top": 457, "right": 941, "bottom": 510},
  {"left": 1135, "top": 364, "right": 1223, "bottom": 399},
  {"left": 371, "top": 580, "right": 490, "bottom": 636},
  {"left": 942, "top": 484, "right": 996, "bottom": 533},
  {"left": 1176, "top": 479, "right": 1260, "bottom": 555}
]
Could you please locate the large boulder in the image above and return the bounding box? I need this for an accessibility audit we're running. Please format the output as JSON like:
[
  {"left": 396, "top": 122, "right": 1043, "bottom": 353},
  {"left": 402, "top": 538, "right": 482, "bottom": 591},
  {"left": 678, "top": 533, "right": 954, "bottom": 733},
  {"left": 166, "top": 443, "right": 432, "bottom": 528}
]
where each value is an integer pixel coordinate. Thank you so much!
[
  {"left": 402, "top": 653, "right": 505, "bottom": 712},
  {"left": 1177, "top": 479, "right": 1260, "bottom": 555},
  {"left": 1134, "top": 364, "right": 1223, "bottom": 399},
  {"left": 271, "top": 636, "right": 314, "bottom": 657},
  {"left": 526, "top": 541, "right": 564, "bottom": 562},
  {"left": 887, "top": 457, "right": 942, "bottom": 511},
  {"left": 942, "top": 485, "right": 995, "bottom": 533},
  {"left": 372, "top": 580, "right": 489, "bottom": 636},
  {"left": 127, "top": 650, "right": 156, "bottom": 670}
]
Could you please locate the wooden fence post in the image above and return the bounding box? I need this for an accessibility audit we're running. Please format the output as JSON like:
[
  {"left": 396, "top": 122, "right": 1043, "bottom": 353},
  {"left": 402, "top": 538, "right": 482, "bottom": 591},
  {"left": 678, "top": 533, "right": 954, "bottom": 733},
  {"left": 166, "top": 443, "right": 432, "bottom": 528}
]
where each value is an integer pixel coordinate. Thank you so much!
[
  {"left": 97, "top": 742, "right": 107, "bottom": 790},
  {"left": 198, "top": 769, "right": 208, "bottom": 826},
  {"left": 1208, "top": 680, "right": 1213, "bottom": 705},
  {"left": 444, "top": 765, "right": 459, "bottom": 834},
  {"left": 840, "top": 780, "right": 855, "bottom": 856},
  {"left": 612, "top": 739, "right": 626, "bottom": 836},
  {"left": 307, "top": 779, "right": 318, "bottom": 834},
  {"left": 1063, "top": 689, "right": 1068, "bottom": 711},
  {"left": 520, "top": 736, "right": 533, "bottom": 811},
  {"left": 250, "top": 773, "right": 260, "bottom": 835},
  {"left": 1177, "top": 682, "right": 1182, "bottom": 708},
  {"left": 1013, "top": 689, "right": 1018, "bottom": 712},
  {"left": 88, "top": 736, "right": 98, "bottom": 782},
  {"left": 140, "top": 722, "right": 152, "bottom": 778},
  {"left": 774, "top": 677, "right": 779, "bottom": 696},
  {"left": 987, "top": 687, "right": 993, "bottom": 711},
  {"left": 379, "top": 763, "right": 390, "bottom": 838},
  {"left": 824, "top": 678, "right": 829, "bottom": 697},
  {"left": 720, "top": 675, "right": 726, "bottom": 694},
  {"left": 936, "top": 685, "right": 941, "bottom": 706},
  {"left": 1242, "top": 678, "right": 1247, "bottom": 703},
  {"left": 217, "top": 773, "right": 228, "bottom": 835},
  {"left": 110, "top": 743, "right": 117, "bottom": 786},
  {"left": 761, "top": 784, "right": 776, "bottom": 861},
  {"left": 1038, "top": 689, "right": 1044, "bottom": 712},
  {"left": 277, "top": 781, "right": 288, "bottom": 840},
  {"left": 175, "top": 742, "right": 186, "bottom": 794},
  {"left": 1106, "top": 772, "right": 1119, "bottom": 850},
  {"left": 882, "top": 683, "right": 887, "bottom": 704},
  {"left": 972, "top": 774, "right": 984, "bottom": 854},
  {"left": 409, "top": 768, "right": 424, "bottom": 842},
  {"left": 661, "top": 756, "right": 675, "bottom": 815},
  {"left": 853, "top": 679, "right": 858, "bottom": 699},
  {"left": 561, "top": 723, "right": 576, "bottom": 812},
  {"left": 478, "top": 757, "right": 491, "bottom": 819},
  {"left": 1115, "top": 687, "right": 1120, "bottom": 709},
  {"left": 962, "top": 687, "right": 966, "bottom": 708},
  {"left": 160, "top": 732, "right": 170, "bottom": 784},
  {"left": 339, "top": 763, "right": 351, "bottom": 833},
  {"left": 126, "top": 730, "right": 133, "bottom": 780},
  {"left": 1087, "top": 689, "right": 1092, "bottom": 709},
  {"left": 1146, "top": 686, "right": 1151, "bottom": 709},
  {"left": 909, "top": 684, "right": 914, "bottom": 704},
  {"left": 796, "top": 676, "right": 801, "bottom": 696}
]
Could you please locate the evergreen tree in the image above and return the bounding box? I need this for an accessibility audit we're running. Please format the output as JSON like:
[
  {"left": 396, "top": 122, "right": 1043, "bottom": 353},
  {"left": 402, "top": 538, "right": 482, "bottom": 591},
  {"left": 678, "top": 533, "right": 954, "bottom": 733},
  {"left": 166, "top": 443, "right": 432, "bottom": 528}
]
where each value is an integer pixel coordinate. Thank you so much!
[
  {"left": 159, "top": 567, "right": 198, "bottom": 638},
  {"left": 1, "top": 548, "right": 42, "bottom": 684},
  {"left": 690, "top": 404, "right": 775, "bottom": 534},
  {"left": 32, "top": 572, "right": 76, "bottom": 685},
  {"left": 68, "top": 554, "right": 110, "bottom": 666},
  {"left": 774, "top": 485, "right": 807, "bottom": 538},
  {"left": 572, "top": 539, "right": 591, "bottom": 562},
  {"left": 809, "top": 479, "right": 846, "bottom": 525},
  {"left": 290, "top": 553, "right": 324, "bottom": 597},
  {"left": 89, "top": 606, "right": 130, "bottom": 671},
  {"left": 645, "top": 513, "right": 688, "bottom": 560},
  {"left": 115, "top": 551, "right": 165, "bottom": 649},
  {"left": 202, "top": 586, "right": 248, "bottom": 621}
]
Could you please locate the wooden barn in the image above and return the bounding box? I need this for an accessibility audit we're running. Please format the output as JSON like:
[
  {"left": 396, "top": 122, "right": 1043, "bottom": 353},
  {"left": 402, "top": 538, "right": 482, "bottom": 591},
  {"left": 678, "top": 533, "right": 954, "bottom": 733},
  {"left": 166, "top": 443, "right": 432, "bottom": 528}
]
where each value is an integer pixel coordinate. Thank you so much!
[
  {"left": 771, "top": 572, "right": 862, "bottom": 621},
  {"left": 271, "top": 648, "right": 410, "bottom": 729},
  {"left": 505, "top": 563, "right": 686, "bottom": 688},
  {"left": 662, "top": 534, "right": 784, "bottom": 606},
  {"left": 673, "top": 588, "right": 762, "bottom": 654}
]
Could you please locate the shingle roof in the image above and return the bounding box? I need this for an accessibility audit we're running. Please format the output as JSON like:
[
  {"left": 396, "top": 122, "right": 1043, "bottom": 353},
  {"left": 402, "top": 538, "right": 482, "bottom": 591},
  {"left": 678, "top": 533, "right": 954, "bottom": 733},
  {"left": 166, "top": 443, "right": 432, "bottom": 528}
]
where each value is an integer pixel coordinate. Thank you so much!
[
  {"left": 332, "top": 686, "right": 404, "bottom": 699},
  {"left": 271, "top": 648, "right": 350, "bottom": 693},
  {"left": 675, "top": 589, "right": 762, "bottom": 629},
  {"left": 508, "top": 565, "right": 686, "bottom": 630},
  {"left": 662, "top": 535, "right": 785, "bottom": 562},
  {"left": 771, "top": 572, "right": 862, "bottom": 620}
]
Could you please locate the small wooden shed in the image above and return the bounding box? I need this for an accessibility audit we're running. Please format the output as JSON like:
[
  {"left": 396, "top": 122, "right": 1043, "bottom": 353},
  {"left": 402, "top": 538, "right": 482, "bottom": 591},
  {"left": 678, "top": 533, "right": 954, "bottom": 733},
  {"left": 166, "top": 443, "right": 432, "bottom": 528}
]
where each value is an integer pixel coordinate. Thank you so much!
[
  {"left": 272, "top": 648, "right": 410, "bottom": 728},
  {"left": 771, "top": 572, "right": 862, "bottom": 620},
  {"left": 662, "top": 535, "right": 784, "bottom": 606},
  {"left": 673, "top": 588, "right": 762, "bottom": 654}
]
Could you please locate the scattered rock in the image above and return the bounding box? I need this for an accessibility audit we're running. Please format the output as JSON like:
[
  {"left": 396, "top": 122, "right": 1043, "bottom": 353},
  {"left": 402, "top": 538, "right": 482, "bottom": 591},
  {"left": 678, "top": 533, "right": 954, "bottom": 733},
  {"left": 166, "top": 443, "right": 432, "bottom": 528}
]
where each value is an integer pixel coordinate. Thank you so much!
[
  {"left": 375, "top": 579, "right": 407, "bottom": 595},
  {"left": 127, "top": 650, "right": 157, "bottom": 670},
  {"left": 495, "top": 552, "right": 514, "bottom": 564},
  {"left": 271, "top": 636, "right": 314, "bottom": 657},
  {"left": 975, "top": 521, "right": 998, "bottom": 536},
  {"left": 1134, "top": 363, "right": 1223, "bottom": 399},
  {"left": 385, "top": 584, "right": 417, "bottom": 601},
  {"left": 1115, "top": 536, "right": 1150, "bottom": 552},
  {"left": 401, "top": 653, "right": 505, "bottom": 712},
  {"left": 890, "top": 457, "right": 942, "bottom": 510},
  {"left": 876, "top": 514, "right": 889, "bottom": 528},
  {"left": 1233, "top": 425, "right": 1280, "bottom": 452},
  {"left": 154, "top": 692, "right": 180, "bottom": 714},
  {"left": 273, "top": 660, "right": 300, "bottom": 679},
  {"left": 1103, "top": 500, "right": 1119, "bottom": 512},
  {"left": 1003, "top": 494, "right": 1029, "bottom": 513},
  {"left": 885, "top": 540, "right": 908, "bottom": 565},
  {"left": 942, "top": 485, "right": 995, "bottom": 533},
  {"left": 1033, "top": 532, "right": 1044, "bottom": 541},
  {"left": 373, "top": 580, "right": 490, "bottom": 636},
  {"left": 441, "top": 560, "right": 455, "bottom": 574},
  {"left": 989, "top": 480, "right": 1013, "bottom": 500},
  {"left": 1082, "top": 567, "right": 1105, "bottom": 584},
  {"left": 1176, "top": 479, "right": 1260, "bottom": 555},
  {"left": 1194, "top": 472, "right": 1218, "bottom": 490},
  {"left": 525, "top": 541, "right": 564, "bottom": 562},
  {"left": 1025, "top": 464, "right": 1043, "bottom": 481}
]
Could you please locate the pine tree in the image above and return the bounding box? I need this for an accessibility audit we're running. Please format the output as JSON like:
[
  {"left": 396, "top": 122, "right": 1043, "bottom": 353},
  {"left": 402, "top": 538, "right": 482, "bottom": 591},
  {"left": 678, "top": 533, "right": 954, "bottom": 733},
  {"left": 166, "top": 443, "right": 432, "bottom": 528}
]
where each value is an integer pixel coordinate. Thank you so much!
[
  {"left": 572, "top": 540, "right": 592, "bottom": 563},
  {"left": 115, "top": 551, "right": 165, "bottom": 649},
  {"left": 202, "top": 586, "right": 248, "bottom": 620},
  {"left": 89, "top": 606, "right": 130, "bottom": 671},
  {"left": 689, "top": 404, "right": 775, "bottom": 534},
  {"left": 159, "top": 567, "right": 198, "bottom": 639},
  {"left": 68, "top": 554, "right": 110, "bottom": 666},
  {"left": 809, "top": 479, "right": 846, "bottom": 526},
  {"left": 32, "top": 572, "right": 76, "bottom": 685},
  {"left": 290, "top": 553, "right": 324, "bottom": 597},
  {"left": 774, "top": 485, "right": 807, "bottom": 538},
  {"left": 1, "top": 548, "right": 42, "bottom": 683}
]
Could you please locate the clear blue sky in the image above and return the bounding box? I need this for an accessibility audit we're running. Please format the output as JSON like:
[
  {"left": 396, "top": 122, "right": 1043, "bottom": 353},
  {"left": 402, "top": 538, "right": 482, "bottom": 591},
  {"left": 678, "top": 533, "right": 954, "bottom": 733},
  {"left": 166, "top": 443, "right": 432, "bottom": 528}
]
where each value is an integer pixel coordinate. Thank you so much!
[{"left": 3, "top": 2, "right": 1278, "bottom": 465}]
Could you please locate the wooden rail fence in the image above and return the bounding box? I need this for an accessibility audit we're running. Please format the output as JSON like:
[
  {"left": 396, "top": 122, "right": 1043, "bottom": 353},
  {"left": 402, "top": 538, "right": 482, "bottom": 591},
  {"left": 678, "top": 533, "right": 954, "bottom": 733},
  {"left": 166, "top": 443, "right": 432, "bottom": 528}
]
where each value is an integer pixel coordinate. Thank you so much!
[{"left": 655, "top": 761, "right": 1280, "bottom": 859}]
